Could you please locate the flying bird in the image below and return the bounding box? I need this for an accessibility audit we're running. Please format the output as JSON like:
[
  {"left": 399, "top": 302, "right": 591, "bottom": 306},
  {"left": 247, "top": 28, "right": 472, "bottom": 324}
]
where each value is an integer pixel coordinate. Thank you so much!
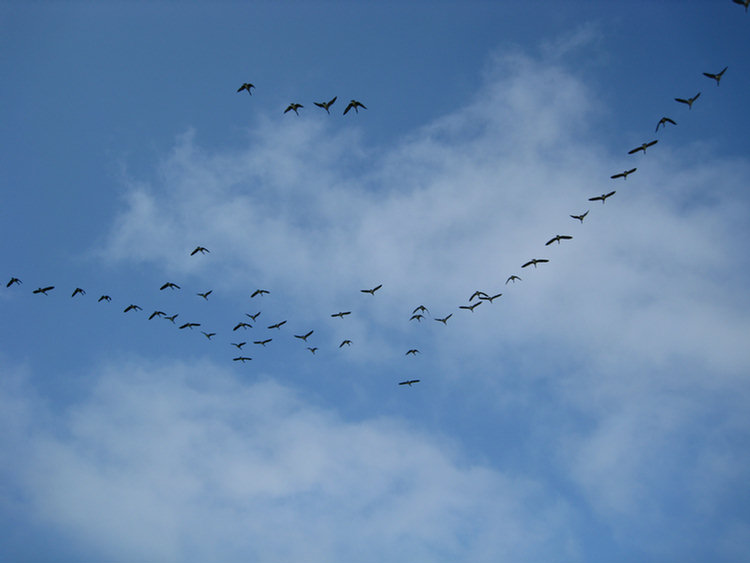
[
  {"left": 202, "top": 332, "right": 216, "bottom": 340},
  {"left": 331, "top": 311, "right": 351, "bottom": 318},
  {"left": 545, "top": 235, "right": 573, "bottom": 246},
  {"left": 98, "top": 295, "right": 112, "bottom": 302},
  {"left": 412, "top": 305, "right": 429, "bottom": 315},
  {"left": 522, "top": 258, "right": 550, "bottom": 268},
  {"left": 361, "top": 284, "right": 382, "bottom": 295},
  {"left": 233, "top": 322, "right": 252, "bottom": 331},
  {"left": 655, "top": 117, "right": 677, "bottom": 132},
  {"left": 164, "top": 313, "right": 178, "bottom": 323},
  {"left": 233, "top": 356, "right": 252, "bottom": 362},
  {"left": 435, "top": 314, "right": 452, "bottom": 325},
  {"left": 479, "top": 293, "right": 503, "bottom": 303},
  {"left": 6, "top": 277, "right": 21, "bottom": 287},
  {"left": 237, "top": 82, "right": 255, "bottom": 95},
  {"left": 246, "top": 312, "right": 261, "bottom": 321},
  {"left": 267, "top": 320, "right": 287, "bottom": 330},
  {"left": 675, "top": 92, "right": 701, "bottom": 109},
  {"left": 254, "top": 339, "right": 272, "bottom": 346},
  {"left": 733, "top": 0, "right": 749, "bottom": 12},
  {"left": 469, "top": 291, "right": 488, "bottom": 302},
  {"left": 231, "top": 342, "right": 247, "bottom": 350},
  {"left": 314, "top": 96, "right": 337, "bottom": 113},
  {"left": 160, "top": 282, "right": 180, "bottom": 290},
  {"left": 339, "top": 340, "right": 352, "bottom": 347},
  {"left": 71, "top": 288, "right": 86, "bottom": 297},
  {"left": 505, "top": 275, "right": 522, "bottom": 284},
  {"left": 33, "top": 286, "right": 55, "bottom": 295},
  {"left": 405, "top": 349, "right": 420, "bottom": 356},
  {"left": 459, "top": 302, "right": 482, "bottom": 312},
  {"left": 398, "top": 379, "right": 420, "bottom": 386},
  {"left": 197, "top": 290, "right": 212, "bottom": 300},
  {"left": 611, "top": 168, "right": 637, "bottom": 180},
  {"left": 703, "top": 66, "right": 728, "bottom": 86},
  {"left": 284, "top": 103, "right": 303, "bottom": 115},
  {"left": 148, "top": 311, "right": 166, "bottom": 320},
  {"left": 589, "top": 191, "right": 616, "bottom": 204},
  {"left": 307, "top": 347, "right": 318, "bottom": 354},
  {"left": 570, "top": 210, "right": 589, "bottom": 223},
  {"left": 294, "top": 330, "right": 314, "bottom": 342},
  {"left": 410, "top": 314, "right": 424, "bottom": 322},
  {"left": 179, "top": 322, "right": 200, "bottom": 329},
  {"left": 190, "top": 246, "right": 210, "bottom": 256},
  {"left": 123, "top": 304, "right": 142, "bottom": 312},
  {"left": 251, "top": 289, "right": 269, "bottom": 298},
  {"left": 343, "top": 100, "right": 366, "bottom": 115},
  {"left": 628, "top": 140, "right": 658, "bottom": 155}
]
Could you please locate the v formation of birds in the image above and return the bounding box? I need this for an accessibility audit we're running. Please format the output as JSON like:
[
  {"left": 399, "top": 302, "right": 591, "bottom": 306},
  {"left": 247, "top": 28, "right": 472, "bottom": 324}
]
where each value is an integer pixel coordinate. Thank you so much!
[{"left": 5, "top": 8, "right": 742, "bottom": 387}]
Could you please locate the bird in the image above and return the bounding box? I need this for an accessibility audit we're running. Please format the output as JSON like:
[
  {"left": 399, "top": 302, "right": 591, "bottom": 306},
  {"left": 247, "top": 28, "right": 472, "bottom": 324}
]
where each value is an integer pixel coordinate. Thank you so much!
[
  {"left": 284, "top": 103, "right": 303, "bottom": 115},
  {"left": 331, "top": 311, "right": 351, "bottom": 318},
  {"left": 233, "top": 356, "right": 252, "bottom": 362},
  {"left": 231, "top": 342, "right": 247, "bottom": 350},
  {"left": 307, "top": 347, "right": 318, "bottom": 354},
  {"left": 197, "top": 290, "right": 212, "bottom": 300},
  {"left": 251, "top": 289, "right": 269, "bottom": 298},
  {"left": 160, "top": 282, "right": 180, "bottom": 290},
  {"left": 410, "top": 314, "right": 424, "bottom": 322},
  {"left": 254, "top": 339, "right": 272, "bottom": 346},
  {"left": 733, "top": 0, "right": 749, "bottom": 12},
  {"left": 398, "top": 379, "right": 420, "bottom": 386},
  {"left": 460, "top": 302, "right": 482, "bottom": 312},
  {"left": 505, "top": 275, "right": 522, "bottom": 284},
  {"left": 202, "top": 332, "right": 216, "bottom": 340},
  {"left": 294, "top": 330, "right": 314, "bottom": 342},
  {"left": 469, "top": 291, "right": 488, "bottom": 301},
  {"left": 703, "top": 66, "right": 728, "bottom": 86},
  {"left": 71, "top": 287, "right": 86, "bottom": 297},
  {"left": 190, "top": 246, "right": 209, "bottom": 255},
  {"left": 675, "top": 92, "right": 701, "bottom": 109},
  {"left": 123, "top": 304, "right": 142, "bottom": 312},
  {"left": 545, "top": 235, "right": 573, "bottom": 246},
  {"left": 246, "top": 312, "right": 261, "bottom": 321},
  {"left": 314, "top": 96, "right": 337, "bottom": 113},
  {"left": 611, "top": 168, "right": 637, "bottom": 180},
  {"left": 628, "top": 140, "right": 658, "bottom": 154},
  {"left": 343, "top": 100, "right": 366, "bottom": 115},
  {"left": 98, "top": 295, "right": 112, "bottom": 302},
  {"left": 522, "top": 258, "right": 549, "bottom": 268},
  {"left": 33, "top": 286, "right": 55, "bottom": 295},
  {"left": 148, "top": 310, "right": 166, "bottom": 320},
  {"left": 179, "top": 322, "right": 200, "bottom": 329},
  {"left": 6, "top": 277, "right": 21, "bottom": 287},
  {"left": 435, "top": 314, "right": 452, "bottom": 325},
  {"left": 412, "top": 305, "right": 429, "bottom": 315},
  {"left": 237, "top": 82, "right": 255, "bottom": 95},
  {"left": 233, "top": 322, "right": 252, "bottom": 331},
  {"left": 570, "top": 210, "right": 589, "bottom": 223},
  {"left": 361, "top": 284, "right": 382, "bottom": 295},
  {"left": 405, "top": 349, "right": 420, "bottom": 356},
  {"left": 589, "top": 191, "right": 616, "bottom": 204},
  {"left": 655, "top": 117, "right": 677, "bottom": 132},
  {"left": 339, "top": 340, "right": 352, "bottom": 347},
  {"left": 267, "top": 320, "right": 287, "bottom": 330},
  {"left": 479, "top": 293, "right": 503, "bottom": 303},
  {"left": 164, "top": 313, "right": 178, "bottom": 323}
]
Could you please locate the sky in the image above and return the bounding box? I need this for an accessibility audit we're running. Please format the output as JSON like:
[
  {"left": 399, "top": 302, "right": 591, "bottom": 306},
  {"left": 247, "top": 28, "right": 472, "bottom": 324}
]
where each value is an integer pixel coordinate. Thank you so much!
[{"left": 1, "top": 1, "right": 750, "bottom": 561}]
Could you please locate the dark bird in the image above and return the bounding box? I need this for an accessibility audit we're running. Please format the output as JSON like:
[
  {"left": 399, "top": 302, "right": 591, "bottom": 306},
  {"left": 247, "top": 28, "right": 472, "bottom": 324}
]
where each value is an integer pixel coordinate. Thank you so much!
[
  {"left": 233, "top": 322, "right": 252, "bottom": 331},
  {"left": 655, "top": 117, "right": 677, "bottom": 132},
  {"left": 331, "top": 311, "right": 351, "bottom": 318},
  {"left": 675, "top": 92, "right": 701, "bottom": 109},
  {"left": 570, "top": 210, "right": 589, "bottom": 223},
  {"left": 361, "top": 284, "right": 382, "bottom": 295},
  {"left": 284, "top": 103, "right": 303, "bottom": 115},
  {"left": 164, "top": 313, "right": 179, "bottom": 323},
  {"left": 405, "top": 349, "right": 420, "bottom": 356},
  {"left": 267, "top": 320, "right": 287, "bottom": 330},
  {"left": 233, "top": 356, "right": 252, "bottom": 362},
  {"left": 460, "top": 302, "right": 482, "bottom": 312},
  {"left": 307, "top": 347, "right": 318, "bottom": 354},
  {"left": 231, "top": 342, "right": 247, "bottom": 350},
  {"left": 412, "top": 305, "right": 429, "bottom": 315},
  {"left": 703, "top": 66, "right": 728, "bottom": 86},
  {"left": 435, "top": 314, "right": 452, "bottom": 325},
  {"left": 179, "top": 322, "right": 200, "bottom": 329},
  {"left": 294, "top": 330, "right": 314, "bottom": 342},
  {"left": 123, "top": 304, "right": 142, "bottom": 312},
  {"left": 589, "top": 191, "right": 616, "bottom": 204},
  {"left": 6, "top": 277, "right": 21, "bottom": 287},
  {"left": 197, "top": 290, "right": 212, "bottom": 300},
  {"left": 398, "top": 379, "right": 420, "bottom": 386},
  {"left": 246, "top": 312, "right": 261, "bottom": 321},
  {"left": 148, "top": 311, "right": 166, "bottom": 320},
  {"left": 254, "top": 339, "right": 272, "bottom": 346},
  {"left": 314, "top": 96, "right": 337, "bottom": 113},
  {"left": 237, "top": 82, "right": 255, "bottom": 95},
  {"left": 410, "top": 314, "right": 424, "bottom": 322},
  {"left": 98, "top": 295, "right": 112, "bottom": 302},
  {"left": 505, "top": 275, "right": 522, "bottom": 284},
  {"left": 611, "top": 168, "right": 637, "bottom": 180},
  {"left": 733, "top": 0, "right": 749, "bottom": 12},
  {"left": 469, "top": 291, "right": 488, "bottom": 302},
  {"left": 202, "top": 332, "right": 216, "bottom": 340},
  {"left": 628, "top": 140, "right": 658, "bottom": 155},
  {"left": 343, "top": 100, "right": 366, "bottom": 115},
  {"left": 33, "top": 286, "right": 55, "bottom": 295},
  {"left": 479, "top": 293, "right": 503, "bottom": 303},
  {"left": 522, "top": 258, "right": 550, "bottom": 268},
  {"left": 160, "top": 282, "right": 181, "bottom": 290},
  {"left": 339, "top": 339, "right": 352, "bottom": 347},
  {"left": 190, "top": 246, "right": 209, "bottom": 256},
  {"left": 545, "top": 235, "right": 573, "bottom": 246},
  {"left": 251, "top": 289, "right": 269, "bottom": 298},
  {"left": 71, "top": 288, "right": 86, "bottom": 297}
]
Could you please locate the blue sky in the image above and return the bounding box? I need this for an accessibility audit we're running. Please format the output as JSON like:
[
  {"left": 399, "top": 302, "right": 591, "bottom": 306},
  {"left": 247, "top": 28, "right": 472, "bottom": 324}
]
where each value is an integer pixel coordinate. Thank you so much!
[{"left": 2, "top": 1, "right": 750, "bottom": 561}]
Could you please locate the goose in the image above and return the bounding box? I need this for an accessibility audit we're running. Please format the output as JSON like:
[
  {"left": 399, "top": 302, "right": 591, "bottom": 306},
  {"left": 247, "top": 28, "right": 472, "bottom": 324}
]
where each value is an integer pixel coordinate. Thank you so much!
[
  {"left": 469, "top": 291, "right": 488, "bottom": 301},
  {"left": 412, "top": 305, "right": 429, "bottom": 315},
  {"left": 284, "top": 103, "right": 303, "bottom": 115},
  {"left": 237, "top": 83, "right": 255, "bottom": 95},
  {"left": 197, "top": 290, "right": 212, "bottom": 300},
  {"left": 505, "top": 275, "right": 522, "bottom": 284},
  {"left": 331, "top": 311, "right": 351, "bottom": 318},
  {"left": 98, "top": 295, "right": 112, "bottom": 302},
  {"left": 164, "top": 313, "right": 179, "bottom": 323},
  {"left": 307, "top": 347, "right": 318, "bottom": 354},
  {"left": 410, "top": 314, "right": 424, "bottom": 322},
  {"left": 6, "top": 277, "right": 21, "bottom": 287},
  {"left": 522, "top": 258, "right": 549, "bottom": 268},
  {"left": 233, "top": 356, "right": 252, "bottom": 362},
  {"left": 405, "top": 349, "right": 420, "bottom": 356},
  {"left": 343, "top": 100, "right": 367, "bottom": 115},
  {"left": 231, "top": 342, "right": 247, "bottom": 350},
  {"left": 611, "top": 168, "right": 637, "bottom": 180},
  {"left": 251, "top": 289, "right": 269, "bottom": 298},
  {"left": 703, "top": 66, "right": 728, "bottom": 86},
  {"left": 190, "top": 246, "right": 209, "bottom": 255},
  {"left": 655, "top": 117, "right": 677, "bottom": 132},
  {"left": 545, "top": 235, "right": 573, "bottom": 246},
  {"left": 267, "top": 320, "right": 287, "bottom": 330},
  {"left": 123, "top": 304, "right": 142, "bottom": 312},
  {"left": 339, "top": 339, "right": 352, "bottom": 347},
  {"left": 460, "top": 302, "right": 482, "bottom": 312},
  {"left": 570, "top": 210, "right": 589, "bottom": 223},
  {"left": 202, "top": 332, "right": 216, "bottom": 340},
  {"left": 246, "top": 311, "right": 261, "bottom": 321},
  {"left": 33, "top": 286, "right": 55, "bottom": 295},
  {"left": 398, "top": 379, "right": 420, "bottom": 386},
  {"left": 71, "top": 288, "right": 86, "bottom": 297},
  {"left": 314, "top": 96, "right": 337, "bottom": 113},
  {"left": 160, "top": 282, "right": 180, "bottom": 290},
  {"left": 361, "top": 284, "right": 382, "bottom": 295},
  {"left": 435, "top": 314, "right": 452, "bottom": 325},
  {"left": 254, "top": 339, "right": 272, "bottom": 346},
  {"left": 628, "top": 140, "right": 658, "bottom": 155},
  {"left": 179, "top": 322, "right": 200, "bottom": 329},
  {"left": 675, "top": 92, "right": 701, "bottom": 109},
  {"left": 479, "top": 293, "right": 502, "bottom": 303},
  {"left": 733, "top": 0, "right": 749, "bottom": 11},
  {"left": 589, "top": 191, "right": 616, "bottom": 204},
  {"left": 233, "top": 322, "right": 252, "bottom": 331},
  {"left": 148, "top": 311, "right": 166, "bottom": 320},
  {"left": 294, "top": 330, "right": 314, "bottom": 341}
]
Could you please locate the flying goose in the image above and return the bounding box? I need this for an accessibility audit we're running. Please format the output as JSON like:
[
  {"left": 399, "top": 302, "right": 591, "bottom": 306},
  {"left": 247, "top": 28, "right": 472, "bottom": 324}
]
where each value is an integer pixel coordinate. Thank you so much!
[
  {"left": 148, "top": 311, "right": 166, "bottom": 320},
  {"left": 197, "top": 290, "right": 212, "bottom": 300},
  {"left": 190, "top": 246, "right": 209, "bottom": 255},
  {"left": 703, "top": 66, "right": 728, "bottom": 86},
  {"left": 733, "top": 0, "right": 749, "bottom": 12},
  {"left": 6, "top": 277, "right": 21, "bottom": 287},
  {"left": 267, "top": 320, "right": 287, "bottom": 330},
  {"left": 459, "top": 302, "right": 482, "bottom": 312},
  {"left": 331, "top": 311, "right": 351, "bottom": 318},
  {"left": 412, "top": 305, "right": 429, "bottom": 315},
  {"left": 522, "top": 258, "right": 549, "bottom": 268},
  {"left": 469, "top": 291, "right": 488, "bottom": 302},
  {"left": 237, "top": 83, "right": 255, "bottom": 95},
  {"left": 233, "top": 322, "right": 252, "bottom": 331},
  {"left": 202, "top": 332, "right": 216, "bottom": 340},
  {"left": 435, "top": 314, "right": 452, "bottom": 325},
  {"left": 233, "top": 356, "right": 252, "bottom": 362},
  {"left": 179, "top": 322, "right": 200, "bottom": 329},
  {"left": 251, "top": 289, "right": 269, "bottom": 298},
  {"left": 33, "top": 286, "right": 55, "bottom": 295},
  {"left": 628, "top": 140, "right": 658, "bottom": 155},
  {"left": 307, "top": 347, "right": 318, "bottom": 354},
  {"left": 164, "top": 313, "right": 178, "bottom": 323},
  {"left": 343, "top": 100, "right": 367, "bottom": 115},
  {"left": 479, "top": 293, "right": 502, "bottom": 303},
  {"left": 545, "top": 235, "right": 573, "bottom": 246},
  {"left": 71, "top": 288, "right": 86, "bottom": 297},
  {"left": 160, "top": 282, "right": 180, "bottom": 290},
  {"left": 246, "top": 311, "right": 261, "bottom": 321},
  {"left": 589, "top": 191, "right": 616, "bottom": 204},
  {"left": 655, "top": 117, "right": 677, "bottom": 132},
  {"left": 314, "top": 96, "right": 337, "bottom": 113},
  {"left": 294, "top": 330, "right": 314, "bottom": 342},
  {"left": 410, "top": 314, "right": 424, "bottom": 322},
  {"left": 505, "top": 275, "right": 522, "bottom": 284},
  {"left": 675, "top": 92, "right": 701, "bottom": 109},
  {"left": 405, "top": 349, "right": 420, "bottom": 356},
  {"left": 339, "top": 339, "right": 352, "bottom": 347},
  {"left": 611, "top": 168, "right": 636, "bottom": 180},
  {"left": 570, "top": 210, "right": 589, "bottom": 223},
  {"left": 98, "top": 295, "right": 112, "bottom": 302},
  {"left": 254, "top": 339, "right": 272, "bottom": 346},
  {"left": 284, "top": 103, "right": 303, "bottom": 115},
  {"left": 123, "top": 304, "right": 142, "bottom": 312},
  {"left": 398, "top": 379, "right": 420, "bottom": 386},
  {"left": 231, "top": 342, "right": 247, "bottom": 350},
  {"left": 361, "top": 284, "right": 382, "bottom": 295}
]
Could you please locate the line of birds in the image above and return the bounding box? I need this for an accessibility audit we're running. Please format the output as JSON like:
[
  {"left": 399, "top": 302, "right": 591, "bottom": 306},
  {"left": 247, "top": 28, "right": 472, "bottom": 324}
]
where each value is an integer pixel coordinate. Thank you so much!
[{"left": 237, "top": 83, "right": 367, "bottom": 117}]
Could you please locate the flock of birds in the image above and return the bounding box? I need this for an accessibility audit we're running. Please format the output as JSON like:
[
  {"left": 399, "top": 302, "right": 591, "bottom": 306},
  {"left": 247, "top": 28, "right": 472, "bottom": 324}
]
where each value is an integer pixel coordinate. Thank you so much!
[{"left": 6, "top": 3, "right": 744, "bottom": 387}]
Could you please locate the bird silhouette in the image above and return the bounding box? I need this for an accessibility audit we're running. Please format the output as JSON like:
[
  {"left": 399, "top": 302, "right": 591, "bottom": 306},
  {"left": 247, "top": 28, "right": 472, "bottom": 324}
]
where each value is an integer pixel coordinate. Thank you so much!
[
  {"left": 233, "top": 356, "right": 252, "bottom": 362},
  {"left": 331, "top": 311, "right": 351, "bottom": 318},
  {"left": 655, "top": 117, "right": 677, "bottom": 132},
  {"left": 202, "top": 332, "right": 216, "bottom": 340},
  {"left": 237, "top": 83, "right": 255, "bottom": 95},
  {"left": 254, "top": 339, "right": 272, "bottom": 346},
  {"left": 339, "top": 340, "right": 352, "bottom": 347},
  {"left": 33, "top": 286, "right": 55, "bottom": 295},
  {"left": 361, "top": 284, "right": 382, "bottom": 295},
  {"left": 307, "top": 347, "right": 318, "bottom": 354},
  {"left": 233, "top": 322, "right": 252, "bottom": 331},
  {"left": 246, "top": 312, "right": 261, "bottom": 321},
  {"left": 570, "top": 210, "right": 589, "bottom": 223},
  {"left": 410, "top": 314, "right": 424, "bottom": 322},
  {"left": 314, "top": 96, "right": 337, "bottom": 114},
  {"left": 160, "top": 282, "right": 180, "bottom": 290},
  {"left": 412, "top": 305, "right": 429, "bottom": 315},
  {"left": 148, "top": 311, "right": 166, "bottom": 320},
  {"left": 435, "top": 314, "right": 452, "bottom": 325},
  {"left": 733, "top": 0, "right": 749, "bottom": 12},
  {"left": 284, "top": 103, "right": 303, "bottom": 115},
  {"left": 611, "top": 168, "right": 637, "bottom": 180},
  {"left": 589, "top": 191, "right": 616, "bottom": 204},
  {"left": 469, "top": 291, "right": 488, "bottom": 302},
  {"left": 6, "top": 277, "right": 21, "bottom": 287},
  {"left": 343, "top": 100, "right": 366, "bottom": 115},
  {"left": 267, "top": 320, "right": 287, "bottom": 330},
  {"left": 675, "top": 92, "right": 701, "bottom": 109},
  {"left": 398, "top": 379, "right": 420, "bottom": 386},
  {"left": 197, "top": 290, "right": 212, "bottom": 300},
  {"left": 251, "top": 289, "right": 269, "bottom": 298},
  {"left": 405, "top": 349, "right": 420, "bottom": 356},
  {"left": 628, "top": 140, "right": 658, "bottom": 155},
  {"left": 71, "top": 288, "right": 86, "bottom": 297},
  {"left": 164, "top": 313, "right": 178, "bottom": 323},
  {"left": 179, "top": 322, "right": 200, "bottom": 329},
  {"left": 190, "top": 246, "right": 209, "bottom": 256},
  {"left": 294, "top": 330, "right": 314, "bottom": 342},
  {"left": 522, "top": 258, "right": 549, "bottom": 268},
  {"left": 545, "top": 235, "right": 573, "bottom": 246},
  {"left": 479, "top": 293, "right": 503, "bottom": 303},
  {"left": 231, "top": 342, "right": 247, "bottom": 350},
  {"left": 123, "top": 304, "right": 142, "bottom": 312},
  {"left": 703, "top": 66, "right": 728, "bottom": 86},
  {"left": 98, "top": 295, "right": 112, "bottom": 302},
  {"left": 460, "top": 302, "right": 482, "bottom": 312},
  {"left": 506, "top": 275, "right": 522, "bottom": 284}
]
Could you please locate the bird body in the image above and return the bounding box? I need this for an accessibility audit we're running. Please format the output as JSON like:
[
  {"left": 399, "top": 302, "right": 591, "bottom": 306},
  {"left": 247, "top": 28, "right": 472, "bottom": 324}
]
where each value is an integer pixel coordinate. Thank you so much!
[
  {"left": 255, "top": 339, "right": 272, "bottom": 346},
  {"left": 202, "top": 332, "right": 216, "bottom": 340},
  {"left": 307, "top": 347, "right": 318, "bottom": 354},
  {"left": 405, "top": 349, "right": 420, "bottom": 356},
  {"left": 314, "top": 96, "right": 337, "bottom": 113},
  {"left": 410, "top": 314, "right": 424, "bottom": 322},
  {"left": 160, "top": 282, "right": 180, "bottom": 290},
  {"left": 251, "top": 289, "right": 269, "bottom": 298},
  {"left": 331, "top": 311, "right": 351, "bottom": 318},
  {"left": 398, "top": 379, "right": 420, "bottom": 386},
  {"left": 733, "top": 0, "right": 749, "bottom": 12},
  {"left": 589, "top": 191, "right": 616, "bottom": 204},
  {"left": 246, "top": 312, "right": 261, "bottom": 321},
  {"left": 506, "top": 275, "right": 522, "bottom": 284},
  {"left": 233, "top": 322, "right": 252, "bottom": 331},
  {"left": 190, "top": 246, "right": 209, "bottom": 255},
  {"left": 233, "top": 356, "right": 252, "bottom": 362},
  {"left": 98, "top": 295, "right": 112, "bottom": 302},
  {"left": 522, "top": 258, "right": 550, "bottom": 268},
  {"left": 611, "top": 168, "right": 637, "bottom": 180},
  {"left": 284, "top": 103, "right": 303, "bottom": 115},
  {"left": 6, "top": 277, "right": 21, "bottom": 287},
  {"left": 460, "top": 302, "right": 482, "bottom": 312},
  {"left": 435, "top": 314, "right": 452, "bottom": 325},
  {"left": 361, "top": 284, "right": 382, "bottom": 295},
  {"left": 164, "top": 313, "right": 178, "bottom": 323},
  {"left": 237, "top": 83, "right": 255, "bottom": 95},
  {"left": 703, "top": 66, "right": 728, "bottom": 86},
  {"left": 197, "top": 290, "right": 212, "bottom": 300},
  {"left": 148, "top": 311, "right": 166, "bottom": 320},
  {"left": 343, "top": 100, "right": 366, "bottom": 115},
  {"left": 33, "top": 286, "right": 55, "bottom": 295},
  {"left": 231, "top": 342, "right": 247, "bottom": 349},
  {"left": 267, "top": 320, "right": 287, "bottom": 330},
  {"left": 570, "top": 210, "right": 589, "bottom": 223},
  {"left": 412, "top": 305, "right": 429, "bottom": 315},
  {"left": 655, "top": 117, "right": 677, "bottom": 132},
  {"left": 675, "top": 92, "right": 701, "bottom": 109},
  {"left": 628, "top": 140, "right": 658, "bottom": 155},
  {"left": 545, "top": 235, "right": 573, "bottom": 246},
  {"left": 479, "top": 293, "right": 503, "bottom": 303},
  {"left": 294, "top": 330, "right": 314, "bottom": 341},
  {"left": 339, "top": 340, "right": 352, "bottom": 347},
  {"left": 71, "top": 288, "right": 86, "bottom": 297},
  {"left": 179, "top": 322, "right": 200, "bottom": 329},
  {"left": 123, "top": 304, "right": 142, "bottom": 312}
]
